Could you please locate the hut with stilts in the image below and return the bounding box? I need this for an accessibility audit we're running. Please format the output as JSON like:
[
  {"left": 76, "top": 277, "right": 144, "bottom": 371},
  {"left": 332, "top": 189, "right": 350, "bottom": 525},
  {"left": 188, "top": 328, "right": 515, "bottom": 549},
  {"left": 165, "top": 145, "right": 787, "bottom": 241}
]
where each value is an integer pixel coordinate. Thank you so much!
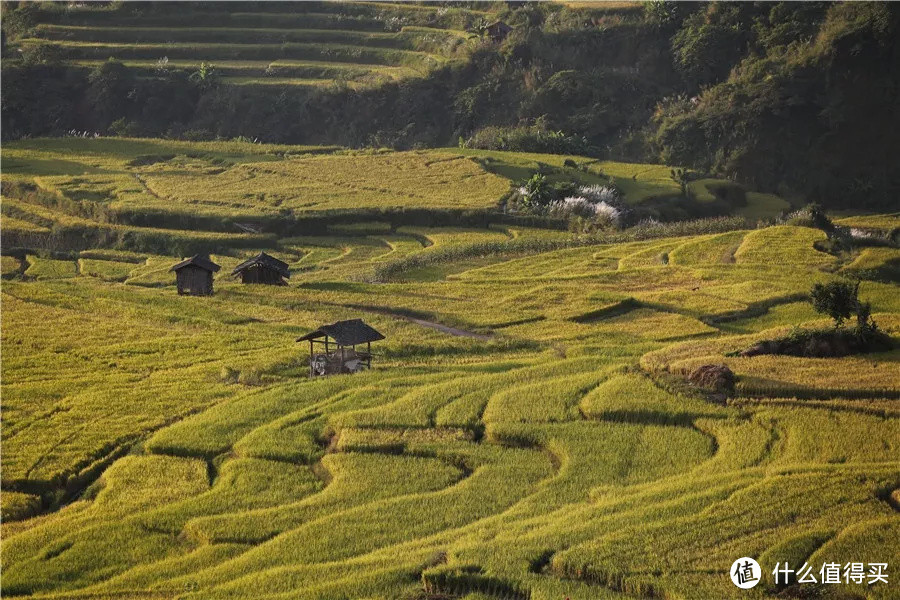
[{"left": 297, "top": 319, "right": 385, "bottom": 377}]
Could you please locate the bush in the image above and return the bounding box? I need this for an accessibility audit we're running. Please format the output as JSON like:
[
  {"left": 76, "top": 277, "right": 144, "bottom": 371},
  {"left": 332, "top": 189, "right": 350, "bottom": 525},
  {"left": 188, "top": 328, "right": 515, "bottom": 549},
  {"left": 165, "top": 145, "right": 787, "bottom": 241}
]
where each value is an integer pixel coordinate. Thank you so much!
[
  {"left": 514, "top": 177, "right": 628, "bottom": 233},
  {"left": 464, "top": 124, "right": 596, "bottom": 156},
  {"left": 740, "top": 328, "right": 892, "bottom": 358},
  {"left": 810, "top": 281, "right": 859, "bottom": 328},
  {"left": 518, "top": 173, "right": 553, "bottom": 210},
  {"left": 783, "top": 203, "right": 833, "bottom": 233}
]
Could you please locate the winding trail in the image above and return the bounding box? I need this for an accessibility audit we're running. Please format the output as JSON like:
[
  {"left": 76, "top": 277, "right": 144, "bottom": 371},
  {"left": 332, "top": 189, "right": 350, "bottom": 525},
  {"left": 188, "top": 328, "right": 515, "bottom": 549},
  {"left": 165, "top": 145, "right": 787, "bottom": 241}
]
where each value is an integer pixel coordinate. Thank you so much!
[
  {"left": 323, "top": 301, "right": 494, "bottom": 340},
  {"left": 402, "top": 316, "right": 493, "bottom": 340}
]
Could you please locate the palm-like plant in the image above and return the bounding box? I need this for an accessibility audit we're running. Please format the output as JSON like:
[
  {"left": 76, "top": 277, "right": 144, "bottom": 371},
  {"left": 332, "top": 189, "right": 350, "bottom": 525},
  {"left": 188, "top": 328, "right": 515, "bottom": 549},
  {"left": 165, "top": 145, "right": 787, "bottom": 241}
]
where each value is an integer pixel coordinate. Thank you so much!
[
  {"left": 467, "top": 18, "right": 489, "bottom": 40},
  {"left": 189, "top": 62, "right": 219, "bottom": 88}
]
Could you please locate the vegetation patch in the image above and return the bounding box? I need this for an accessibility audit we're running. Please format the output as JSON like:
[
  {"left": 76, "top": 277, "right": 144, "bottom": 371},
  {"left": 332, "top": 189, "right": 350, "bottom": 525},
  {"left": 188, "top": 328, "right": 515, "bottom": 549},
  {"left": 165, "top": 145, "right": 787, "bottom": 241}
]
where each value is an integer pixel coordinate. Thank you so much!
[
  {"left": 742, "top": 327, "right": 893, "bottom": 359},
  {"left": 742, "top": 281, "right": 894, "bottom": 358}
]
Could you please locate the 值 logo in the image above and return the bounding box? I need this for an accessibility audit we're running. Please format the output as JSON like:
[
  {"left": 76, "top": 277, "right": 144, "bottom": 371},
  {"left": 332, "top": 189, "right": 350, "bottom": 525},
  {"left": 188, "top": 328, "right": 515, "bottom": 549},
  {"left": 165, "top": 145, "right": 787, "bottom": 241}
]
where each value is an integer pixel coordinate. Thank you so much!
[{"left": 731, "top": 557, "right": 761, "bottom": 589}]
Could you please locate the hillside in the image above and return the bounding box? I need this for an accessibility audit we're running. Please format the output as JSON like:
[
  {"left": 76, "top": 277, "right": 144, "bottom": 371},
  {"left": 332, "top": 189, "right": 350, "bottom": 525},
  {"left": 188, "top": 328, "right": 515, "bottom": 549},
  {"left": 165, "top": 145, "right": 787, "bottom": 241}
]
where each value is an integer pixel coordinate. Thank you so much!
[
  {"left": 3, "top": 2, "right": 899, "bottom": 210},
  {"left": 1, "top": 137, "right": 899, "bottom": 599}
]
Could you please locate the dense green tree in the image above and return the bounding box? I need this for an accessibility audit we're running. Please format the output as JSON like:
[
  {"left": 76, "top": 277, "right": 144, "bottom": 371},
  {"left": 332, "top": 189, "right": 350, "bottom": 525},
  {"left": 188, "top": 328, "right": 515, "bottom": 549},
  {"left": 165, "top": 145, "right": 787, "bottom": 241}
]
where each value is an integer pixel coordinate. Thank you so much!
[
  {"left": 810, "top": 281, "right": 859, "bottom": 328},
  {"left": 85, "top": 59, "right": 135, "bottom": 131},
  {"left": 672, "top": 3, "right": 759, "bottom": 87},
  {"left": 521, "top": 173, "right": 553, "bottom": 210},
  {"left": 0, "top": 65, "right": 82, "bottom": 138}
]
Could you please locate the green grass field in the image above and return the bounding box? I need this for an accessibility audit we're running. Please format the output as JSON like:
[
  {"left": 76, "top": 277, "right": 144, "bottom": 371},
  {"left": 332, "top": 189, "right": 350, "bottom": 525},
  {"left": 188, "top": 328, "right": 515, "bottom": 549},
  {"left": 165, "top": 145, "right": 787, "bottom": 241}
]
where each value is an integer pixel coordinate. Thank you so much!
[{"left": 1, "top": 137, "right": 898, "bottom": 599}]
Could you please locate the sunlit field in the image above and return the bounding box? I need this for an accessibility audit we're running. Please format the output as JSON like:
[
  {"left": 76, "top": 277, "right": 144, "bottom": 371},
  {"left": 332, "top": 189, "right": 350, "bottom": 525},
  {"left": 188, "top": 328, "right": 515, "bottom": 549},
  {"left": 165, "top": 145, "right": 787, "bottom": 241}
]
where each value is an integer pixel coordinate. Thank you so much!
[
  {"left": 1, "top": 137, "right": 898, "bottom": 600},
  {"left": 1, "top": 137, "right": 797, "bottom": 254}
]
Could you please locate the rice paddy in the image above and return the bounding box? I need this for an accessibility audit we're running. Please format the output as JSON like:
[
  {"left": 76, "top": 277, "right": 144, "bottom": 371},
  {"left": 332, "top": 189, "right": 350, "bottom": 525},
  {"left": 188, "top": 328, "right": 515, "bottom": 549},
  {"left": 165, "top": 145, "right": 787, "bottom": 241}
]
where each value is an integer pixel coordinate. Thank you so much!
[
  {"left": 7, "top": 2, "right": 481, "bottom": 88},
  {"left": 1, "top": 137, "right": 898, "bottom": 599}
]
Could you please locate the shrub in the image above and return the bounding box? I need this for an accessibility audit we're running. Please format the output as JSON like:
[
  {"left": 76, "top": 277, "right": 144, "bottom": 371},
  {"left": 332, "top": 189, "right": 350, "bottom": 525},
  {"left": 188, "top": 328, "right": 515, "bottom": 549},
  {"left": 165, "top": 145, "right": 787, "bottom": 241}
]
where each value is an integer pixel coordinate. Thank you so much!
[
  {"left": 551, "top": 198, "right": 623, "bottom": 230},
  {"left": 19, "top": 42, "right": 64, "bottom": 66},
  {"left": 516, "top": 173, "right": 553, "bottom": 211},
  {"left": 548, "top": 196, "right": 595, "bottom": 219},
  {"left": 528, "top": 182, "right": 628, "bottom": 232},
  {"left": 740, "top": 327, "right": 892, "bottom": 358},
  {"left": 783, "top": 203, "right": 834, "bottom": 233},
  {"left": 810, "top": 281, "right": 859, "bottom": 328},
  {"left": 464, "top": 124, "right": 595, "bottom": 156}
]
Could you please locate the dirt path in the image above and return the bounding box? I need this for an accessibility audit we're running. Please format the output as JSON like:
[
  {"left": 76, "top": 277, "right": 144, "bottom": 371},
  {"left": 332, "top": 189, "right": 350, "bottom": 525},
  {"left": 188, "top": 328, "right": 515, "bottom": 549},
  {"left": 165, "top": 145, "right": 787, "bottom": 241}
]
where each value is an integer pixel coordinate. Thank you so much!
[
  {"left": 331, "top": 302, "right": 494, "bottom": 340},
  {"left": 132, "top": 173, "right": 161, "bottom": 199},
  {"left": 403, "top": 316, "right": 493, "bottom": 341}
]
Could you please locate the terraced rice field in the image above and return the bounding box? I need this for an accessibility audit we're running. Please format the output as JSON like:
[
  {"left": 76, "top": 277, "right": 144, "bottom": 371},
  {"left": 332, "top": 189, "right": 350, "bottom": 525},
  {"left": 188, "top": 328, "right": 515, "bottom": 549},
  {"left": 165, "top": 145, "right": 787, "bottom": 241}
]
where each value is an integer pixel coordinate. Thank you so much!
[
  {"left": 2, "top": 138, "right": 793, "bottom": 247},
  {"left": 1, "top": 141, "right": 520, "bottom": 266},
  {"left": 1, "top": 138, "right": 898, "bottom": 599},
  {"left": 8, "top": 2, "right": 484, "bottom": 88}
]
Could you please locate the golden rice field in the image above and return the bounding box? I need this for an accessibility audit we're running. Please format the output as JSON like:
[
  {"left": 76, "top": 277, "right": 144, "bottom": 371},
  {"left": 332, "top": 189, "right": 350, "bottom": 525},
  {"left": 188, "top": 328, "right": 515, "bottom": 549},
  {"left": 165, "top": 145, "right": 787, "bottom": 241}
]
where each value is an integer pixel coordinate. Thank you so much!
[
  {"left": 1, "top": 138, "right": 796, "bottom": 250},
  {"left": 1, "top": 138, "right": 898, "bottom": 600},
  {"left": 1, "top": 139, "right": 508, "bottom": 222}
]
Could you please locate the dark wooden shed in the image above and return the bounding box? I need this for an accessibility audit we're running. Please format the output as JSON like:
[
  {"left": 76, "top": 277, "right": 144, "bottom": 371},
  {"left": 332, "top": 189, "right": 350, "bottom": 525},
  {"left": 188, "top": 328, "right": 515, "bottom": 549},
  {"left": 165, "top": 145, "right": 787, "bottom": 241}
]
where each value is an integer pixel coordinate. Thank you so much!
[
  {"left": 231, "top": 252, "right": 290, "bottom": 285},
  {"left": 170, "top": 254, "right": 221, "bottom": 296},
  {"left": 486, "top": 20, "right": 513, "bottom": 42},
  {"left": 297, "top": 318, "right": 385, "bottom": 377}
]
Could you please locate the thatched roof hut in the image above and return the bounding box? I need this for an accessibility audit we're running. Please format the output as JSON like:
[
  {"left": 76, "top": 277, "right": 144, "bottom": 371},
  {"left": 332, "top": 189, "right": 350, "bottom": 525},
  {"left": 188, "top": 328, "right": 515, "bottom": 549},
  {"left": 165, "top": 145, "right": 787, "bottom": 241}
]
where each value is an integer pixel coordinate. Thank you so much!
[
  {"left": 297, "top": 318, "right": 385, "bottom": 376},
  {"left": 232, "top": 252, "right": 290, "bottom": 285},
  {"left": 486, "top": 20, "right": 512, "bottom": 42},
  {"left": 170, "top": 254, "right": 220, "bottom": 296}
]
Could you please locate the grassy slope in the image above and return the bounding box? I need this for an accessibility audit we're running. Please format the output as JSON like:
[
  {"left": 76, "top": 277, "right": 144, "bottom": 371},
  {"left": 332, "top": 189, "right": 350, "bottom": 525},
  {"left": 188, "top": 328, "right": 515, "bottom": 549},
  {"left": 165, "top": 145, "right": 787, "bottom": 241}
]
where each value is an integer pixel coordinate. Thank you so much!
[{"left": 1, "top": 139, "right": 898, "bottom": 600}]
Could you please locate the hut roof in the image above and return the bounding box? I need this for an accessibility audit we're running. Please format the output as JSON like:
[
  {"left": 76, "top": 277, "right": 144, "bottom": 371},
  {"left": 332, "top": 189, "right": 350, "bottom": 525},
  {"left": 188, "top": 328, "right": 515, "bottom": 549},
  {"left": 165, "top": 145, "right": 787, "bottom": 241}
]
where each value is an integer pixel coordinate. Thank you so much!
[
  {"left": 170, "top": 254, "right": 221, "bottom": 273},
  {"left": 297, "top": 318, "right": 385, "bottom": 346},
  {"left": 231, "top": 252, "right": 290, "bottom": 278},
  {"left": 487, "top": 20, "right": 512, "bottom": 33}
]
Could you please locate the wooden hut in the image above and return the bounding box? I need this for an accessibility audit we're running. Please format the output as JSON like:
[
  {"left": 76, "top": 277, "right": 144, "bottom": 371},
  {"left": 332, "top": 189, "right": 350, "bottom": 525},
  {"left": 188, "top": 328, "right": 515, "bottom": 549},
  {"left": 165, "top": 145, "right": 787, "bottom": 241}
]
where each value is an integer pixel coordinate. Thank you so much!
[
  {"left": 170, "top": 254, "right": 220, "bottom": 296},
  {"left": 297, "top": 318, "right": 385, "bottom": 377},
  {"left": 231, "top": 252, "right": 289, "bottom": 285},
  {"left": 486, "top": 20, "right": 512, "bottom": 42}
]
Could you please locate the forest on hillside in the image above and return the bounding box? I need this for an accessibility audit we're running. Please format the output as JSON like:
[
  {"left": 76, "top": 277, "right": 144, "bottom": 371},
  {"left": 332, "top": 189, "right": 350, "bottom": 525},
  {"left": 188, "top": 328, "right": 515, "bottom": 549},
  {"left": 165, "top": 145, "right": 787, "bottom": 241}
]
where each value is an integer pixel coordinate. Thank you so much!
[{"left": 2, "top": 1, "right": 899, "bottom": 210}]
